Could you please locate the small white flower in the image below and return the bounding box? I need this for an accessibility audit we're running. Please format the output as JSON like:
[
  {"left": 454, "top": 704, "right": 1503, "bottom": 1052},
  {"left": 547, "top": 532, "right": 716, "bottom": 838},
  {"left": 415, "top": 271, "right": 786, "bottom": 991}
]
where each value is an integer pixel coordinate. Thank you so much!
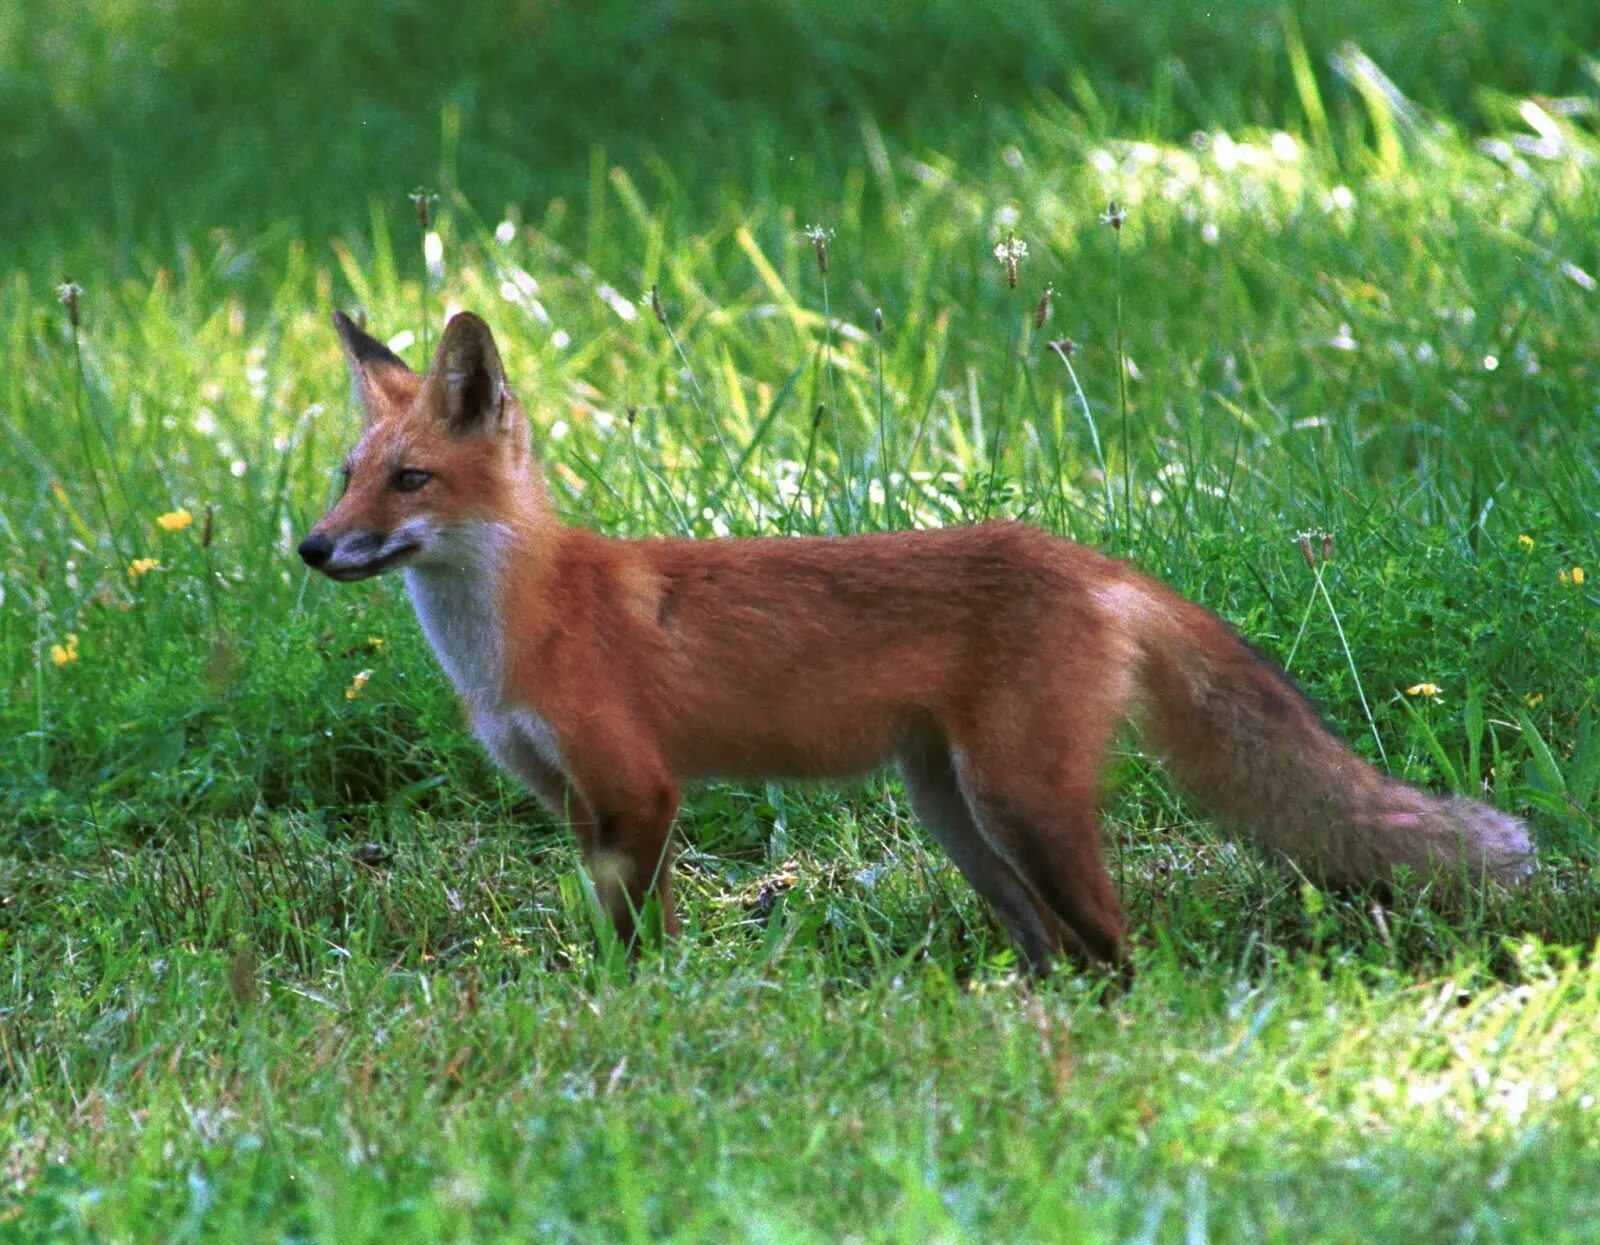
[
  {"left": 597, "top": 283, "right": 638, "bottom": 323},
  {"left": 423, "top": 231, "right": 445, "bottom": 284},
  {"left": 992, "top": 236, "right": 1028, "bottom": 263},
  {"left": 993, "top": 234, "right": 1028, "bottom": 287},
  {"left": 1561, "top": 261, "right": 1596, "bottom": 292}
]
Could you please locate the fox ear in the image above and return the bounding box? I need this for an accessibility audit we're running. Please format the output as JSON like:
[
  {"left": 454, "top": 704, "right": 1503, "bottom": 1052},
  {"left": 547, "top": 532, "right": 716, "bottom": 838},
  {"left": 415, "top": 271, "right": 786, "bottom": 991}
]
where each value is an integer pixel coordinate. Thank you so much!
[
  {"left": 427, "top": 312, "right": 511, "bottom": 436},
  {"left": 332, "top": 310, "right": 414, "bottom": 421}
]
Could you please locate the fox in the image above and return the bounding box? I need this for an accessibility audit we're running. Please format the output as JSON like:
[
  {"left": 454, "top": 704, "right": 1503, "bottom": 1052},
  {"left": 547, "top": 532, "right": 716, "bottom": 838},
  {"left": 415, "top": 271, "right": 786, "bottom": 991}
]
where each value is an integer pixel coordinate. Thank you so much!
[{"left": 298, "top": 309, "right": 1533, "bottom": 975}]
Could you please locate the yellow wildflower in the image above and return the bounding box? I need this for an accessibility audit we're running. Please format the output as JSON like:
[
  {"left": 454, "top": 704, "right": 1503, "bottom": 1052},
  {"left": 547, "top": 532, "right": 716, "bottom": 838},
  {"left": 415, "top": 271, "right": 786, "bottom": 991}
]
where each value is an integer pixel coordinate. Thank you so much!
[
  {"left": 156, "top": 507, "right": 194, "bottom": 532},
  {"left": 367, "top": 636, "right": 386, "bottom": 651},
  {"left": 346, "top": 668, "right": 374, "bottom": 700},
  {"left": 1516, "top": 534, "right": 1534, "bottom": 551},
  {"left": 127, "top": 557, "right": 160, "bottom": 580},
  {"left": 1405, "top": 682, "right": 1441, "bottom": 699},
  {"left": 1526, "top": 692, "right": 1545, "bottom": 708},
  {"left": 1574, "top": 567, "right": 1586, "bottom": 586},
  {"left": 50, "top": 633, "right": 80, "bottom": 667}
]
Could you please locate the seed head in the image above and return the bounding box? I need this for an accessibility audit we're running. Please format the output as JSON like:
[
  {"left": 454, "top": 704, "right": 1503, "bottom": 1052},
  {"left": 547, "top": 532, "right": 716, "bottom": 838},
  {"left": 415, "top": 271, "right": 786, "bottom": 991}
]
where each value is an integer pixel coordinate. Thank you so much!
[
  {"left": 408, "top": 188, "right": 437, "bottom": 230},
  {"left": 874, "top": 307, "right": 884, "bottom": 335},
  {"left": 202, "top": 505, "right": 216, "bottom": 549},
  {"left": 56, "top": 281, "right": 83, "bottom": 329},
  {"left": 993, "top": 233, "right": 1028, "bottom": 289},
  {"left": 1100, "top": 200, "right": 1126, "bottom": 232},
  {"left": 1047, "top": 338, "right": 1077, "bottom": 362},
  {"left": 1299, "top": 529, "right": 1334, "bottom": 565},
  {"left": 801, "top": 225, "right": 833, "bottom": 276},
  {"left": 649, "top": 284, "right": 667, "bottom": 325},
  {"left": 813, "top": 402, "right": 826, "bottom": 429},
  {"left": 1033, "top": 285, "right": 1053, "bottom": 331}
]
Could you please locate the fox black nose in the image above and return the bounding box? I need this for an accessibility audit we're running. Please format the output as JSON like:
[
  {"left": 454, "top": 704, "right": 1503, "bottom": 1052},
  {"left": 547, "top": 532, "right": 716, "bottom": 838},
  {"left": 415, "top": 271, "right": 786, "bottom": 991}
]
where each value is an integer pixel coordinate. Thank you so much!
[{"left": 298, "top": 533, "right": 333, "bottom": 568}]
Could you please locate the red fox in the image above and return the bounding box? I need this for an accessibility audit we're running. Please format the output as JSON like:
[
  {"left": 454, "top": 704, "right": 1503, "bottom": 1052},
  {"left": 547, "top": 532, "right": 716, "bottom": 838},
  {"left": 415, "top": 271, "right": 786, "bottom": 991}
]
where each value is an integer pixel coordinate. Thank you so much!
[{"left": 299, "top": 310, "right": 1532, "bottom": 973}]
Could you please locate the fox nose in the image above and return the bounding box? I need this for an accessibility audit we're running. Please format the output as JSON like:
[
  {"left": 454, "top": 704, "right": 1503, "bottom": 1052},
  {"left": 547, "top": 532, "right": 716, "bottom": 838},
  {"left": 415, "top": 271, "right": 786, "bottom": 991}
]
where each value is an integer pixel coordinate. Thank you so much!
[{"left": 298, "top": 532, "right": 333, "bottom": 568}]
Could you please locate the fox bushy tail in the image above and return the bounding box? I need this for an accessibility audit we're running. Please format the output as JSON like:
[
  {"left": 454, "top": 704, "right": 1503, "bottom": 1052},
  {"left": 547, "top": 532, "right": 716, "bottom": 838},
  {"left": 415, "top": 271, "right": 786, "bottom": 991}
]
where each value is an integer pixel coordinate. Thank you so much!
[{"left": 1130, "top": 584, "right": 1532, "bottom": 887}]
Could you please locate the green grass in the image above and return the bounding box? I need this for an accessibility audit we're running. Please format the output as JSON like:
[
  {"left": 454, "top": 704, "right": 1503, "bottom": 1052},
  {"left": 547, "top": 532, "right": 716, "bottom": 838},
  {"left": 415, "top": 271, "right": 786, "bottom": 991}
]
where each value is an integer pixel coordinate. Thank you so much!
[{"left": 5, "top": 1, "right": 1600, "bottom": 1239}]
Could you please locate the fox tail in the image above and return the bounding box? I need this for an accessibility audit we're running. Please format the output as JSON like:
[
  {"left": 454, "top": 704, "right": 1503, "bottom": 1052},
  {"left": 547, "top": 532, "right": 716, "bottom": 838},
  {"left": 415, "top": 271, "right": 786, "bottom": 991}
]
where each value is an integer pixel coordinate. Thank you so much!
[{"left": 1125, "top": 581, "right": 1532, "bottom": 887}]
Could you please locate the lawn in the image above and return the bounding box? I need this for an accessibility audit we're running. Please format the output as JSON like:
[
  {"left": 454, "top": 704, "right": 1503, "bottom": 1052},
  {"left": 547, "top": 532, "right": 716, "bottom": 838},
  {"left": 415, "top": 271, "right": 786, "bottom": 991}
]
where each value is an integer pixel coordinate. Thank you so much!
[{"left": 4, "top": 2, "right": 1600, "bottom": 1239}]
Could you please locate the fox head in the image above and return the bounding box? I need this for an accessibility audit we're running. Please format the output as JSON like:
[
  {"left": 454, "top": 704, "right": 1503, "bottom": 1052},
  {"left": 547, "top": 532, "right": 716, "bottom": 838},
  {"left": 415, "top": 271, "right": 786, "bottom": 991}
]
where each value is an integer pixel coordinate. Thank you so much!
[{"left": 298, "top": 311, "right": 542, "bottom": 580}]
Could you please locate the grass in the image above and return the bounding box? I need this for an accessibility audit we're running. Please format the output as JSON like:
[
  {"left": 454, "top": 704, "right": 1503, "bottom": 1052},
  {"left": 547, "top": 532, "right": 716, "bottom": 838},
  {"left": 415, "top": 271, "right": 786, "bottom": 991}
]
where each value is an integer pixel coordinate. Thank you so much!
[{"left": 5, "top": 1, "right": 1600, "bottom": 1239}]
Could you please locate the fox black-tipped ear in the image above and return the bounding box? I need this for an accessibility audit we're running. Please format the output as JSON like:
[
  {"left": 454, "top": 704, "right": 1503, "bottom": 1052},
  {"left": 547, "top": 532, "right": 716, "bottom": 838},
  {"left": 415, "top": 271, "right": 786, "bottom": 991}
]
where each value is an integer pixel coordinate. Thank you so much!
[
  {"left": 427, "top": 312, "right": 510, "bottom": 436},
  {"left": 332, "top": 310, "right": 414, "bottom": 420}
]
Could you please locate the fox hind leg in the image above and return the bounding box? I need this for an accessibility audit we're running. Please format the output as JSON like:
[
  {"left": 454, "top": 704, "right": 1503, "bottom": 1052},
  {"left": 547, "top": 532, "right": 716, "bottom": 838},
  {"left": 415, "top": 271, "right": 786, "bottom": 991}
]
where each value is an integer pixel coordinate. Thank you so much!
[
  {"left": 946, "top": 697, "right": 1132, "bottom": 976},
  {"left": 898, "top": 733, "right": 1080, "bottom": 974}
]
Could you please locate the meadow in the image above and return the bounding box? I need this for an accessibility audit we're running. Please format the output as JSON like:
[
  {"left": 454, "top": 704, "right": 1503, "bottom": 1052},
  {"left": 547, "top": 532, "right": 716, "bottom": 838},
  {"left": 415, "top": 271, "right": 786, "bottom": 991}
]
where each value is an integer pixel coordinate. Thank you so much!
[{"left": 5, "top": 2, "right": 1600, "bottom": 1239}]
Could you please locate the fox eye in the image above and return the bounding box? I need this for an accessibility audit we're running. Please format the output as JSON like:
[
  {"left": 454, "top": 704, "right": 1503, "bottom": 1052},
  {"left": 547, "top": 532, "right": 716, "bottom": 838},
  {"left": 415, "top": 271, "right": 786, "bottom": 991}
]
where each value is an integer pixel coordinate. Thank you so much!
[{"left": 392, "top": 468, "right": 433, "bottom": 493}]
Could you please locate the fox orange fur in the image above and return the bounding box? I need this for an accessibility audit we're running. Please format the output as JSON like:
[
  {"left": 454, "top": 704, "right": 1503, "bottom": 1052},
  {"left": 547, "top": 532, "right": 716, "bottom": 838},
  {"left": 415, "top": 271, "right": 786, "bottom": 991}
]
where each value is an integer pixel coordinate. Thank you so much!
[{"left": 299, "top": 310, "right": 1532, "bottom": 974}]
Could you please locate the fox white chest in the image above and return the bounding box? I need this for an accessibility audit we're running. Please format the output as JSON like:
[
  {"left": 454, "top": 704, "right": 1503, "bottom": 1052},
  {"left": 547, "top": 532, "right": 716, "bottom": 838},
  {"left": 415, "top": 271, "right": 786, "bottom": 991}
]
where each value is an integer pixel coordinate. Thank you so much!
[{"left": 403, "top": 546, "right": 566, "bottom": 781}]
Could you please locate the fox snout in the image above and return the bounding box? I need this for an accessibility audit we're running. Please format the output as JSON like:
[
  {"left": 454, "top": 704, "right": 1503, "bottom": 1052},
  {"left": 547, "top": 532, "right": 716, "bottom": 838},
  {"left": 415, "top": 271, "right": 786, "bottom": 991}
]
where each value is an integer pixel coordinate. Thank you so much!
[
  {"left": 297, "top": 532, "right": 333, "bottom": 568},
  {"left": 297, "top": 525, "right": 424, "bottom": 581}
]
